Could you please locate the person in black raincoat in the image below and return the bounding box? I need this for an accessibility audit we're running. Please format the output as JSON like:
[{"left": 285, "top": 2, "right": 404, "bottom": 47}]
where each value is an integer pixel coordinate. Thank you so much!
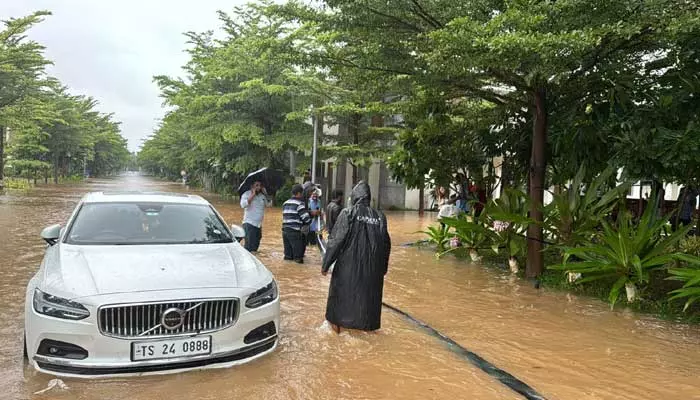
[{"left": 321, "top": 181, "right": 391, "bottom": 333}]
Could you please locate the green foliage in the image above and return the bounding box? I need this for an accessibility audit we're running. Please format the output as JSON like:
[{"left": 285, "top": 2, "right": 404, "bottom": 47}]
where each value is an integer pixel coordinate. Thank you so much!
[
  {"left": 441, "top": 214, "right": 495, "bottom": 254},
  {"left": 274, "top": 178, "right": 296, "bottom": 206},
  {"left": 141, "top": 3, "right": 322, "bottom": 190},
  {"left": 550, "top": 198, "right": 694, "bottom": 308},
  {"left": 59, "top": 175, "right": 85, "bottom": 183},
  {"left": 279, "top": 0, "right": 700, "bottom": 277},
  {"left": 679, "top": 236, "right": 700, "bottom": 258},
  {"left": 1, "top": 12, "right": 129, "bottom": 183},
  {"left": 487, "top": 188, "right": 532, "bottom": 260},
  {"left": 420, "top": 224, "right": 453, "bottom": 254},
  {"left": 544, "top": 166, "right": 631, "bottom": 248},
  {"left": 667, "top": 266, "right": 700, "bottom": 311},
  {"left": 2, "top": 177, "right": 32, "bottom": 190}
]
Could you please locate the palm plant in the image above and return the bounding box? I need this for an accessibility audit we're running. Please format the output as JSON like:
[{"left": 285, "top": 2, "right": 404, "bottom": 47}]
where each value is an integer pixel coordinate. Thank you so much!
[
  {"left": 486, "top": 188, "right": 533, "bottom": 273},
  {"left": 667, "top": 262, "right": 700, "bottom": 311},
  {"left": 421, "top": 224, "right": 454, "bottom": 254},
  {"left": 544, "top": 166, "right": 631, "bottom": 249},
  {"left": 441, "top": 213, "right": 496, "bottom": 262},
  {"left": 550, "top": 196, "right": 693, "bottom": 307}
]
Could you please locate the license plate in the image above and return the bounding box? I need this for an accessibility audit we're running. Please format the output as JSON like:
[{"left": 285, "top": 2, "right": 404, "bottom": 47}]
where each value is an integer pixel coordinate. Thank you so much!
[{"left": 131, "top": 336, "right": 212, "bottom": 361}]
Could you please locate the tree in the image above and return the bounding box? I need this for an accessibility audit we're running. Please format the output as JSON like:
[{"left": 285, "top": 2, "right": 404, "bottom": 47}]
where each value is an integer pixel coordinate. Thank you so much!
[
  {"left": 148, "top": 2, "right": 320, "bottom": 190},
  {"left": 7, "top": 87, "right": 129, "bottom": 182},
  {"left": 283, "top": 0, "right": 700, "bottom": 277},
  {"left": 0, "top": 11, "right": 52, "bottom": 186}
]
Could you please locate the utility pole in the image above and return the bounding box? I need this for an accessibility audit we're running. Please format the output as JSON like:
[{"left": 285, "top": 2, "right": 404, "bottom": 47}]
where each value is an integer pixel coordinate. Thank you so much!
[
  {"left": 0, "top": 127, "right": 5, "bottom": 189},
  {"left": 311, "top": 108, "right": 318, "bottom": 184}
]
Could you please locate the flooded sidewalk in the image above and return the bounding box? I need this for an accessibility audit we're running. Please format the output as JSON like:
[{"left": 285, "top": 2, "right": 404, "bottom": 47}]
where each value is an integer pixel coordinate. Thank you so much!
[{"left": 0, "top": 175, "right": 698, "bottom": 400}]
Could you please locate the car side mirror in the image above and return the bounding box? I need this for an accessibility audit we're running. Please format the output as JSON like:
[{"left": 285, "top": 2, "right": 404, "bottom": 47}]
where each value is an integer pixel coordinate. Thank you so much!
[
  {"left": 230, "top": 224, "right": 245, "bottom": 243},
  {"left": 41, "top": 224, "right": 62, "bottom": 246}
]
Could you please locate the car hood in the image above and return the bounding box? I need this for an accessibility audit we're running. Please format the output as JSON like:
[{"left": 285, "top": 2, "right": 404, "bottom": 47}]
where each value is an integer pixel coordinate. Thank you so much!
[{"left": 42, "top": 243, "right": 272, "bottom": 299}]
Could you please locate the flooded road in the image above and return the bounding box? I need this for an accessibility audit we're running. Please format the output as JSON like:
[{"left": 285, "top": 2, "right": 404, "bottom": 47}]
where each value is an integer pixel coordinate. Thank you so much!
[{"left": 1, "top": 175, "right": 698, "bottom": 400}]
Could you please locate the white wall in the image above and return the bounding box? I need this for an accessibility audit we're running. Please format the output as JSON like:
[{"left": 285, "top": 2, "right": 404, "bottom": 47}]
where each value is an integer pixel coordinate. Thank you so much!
[{"left": 404, "top": 187, "right": 431, "bottom": 210}]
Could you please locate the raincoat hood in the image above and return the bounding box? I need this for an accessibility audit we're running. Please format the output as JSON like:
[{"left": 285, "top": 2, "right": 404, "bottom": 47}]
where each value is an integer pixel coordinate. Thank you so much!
[{"left": 351, "top": 181, "right": 371, "bottom": 206}]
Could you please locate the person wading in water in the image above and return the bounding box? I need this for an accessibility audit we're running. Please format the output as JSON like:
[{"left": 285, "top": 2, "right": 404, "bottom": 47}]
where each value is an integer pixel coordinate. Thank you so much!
[
  {"left": 282, "top": 184, "right": 315, "bottom": 263},
  {"left": 325, "top": 189, "right": 344, "bottom": 234},
  {"left": 321, "top": 181, "right": 391, "bottom": 334}
]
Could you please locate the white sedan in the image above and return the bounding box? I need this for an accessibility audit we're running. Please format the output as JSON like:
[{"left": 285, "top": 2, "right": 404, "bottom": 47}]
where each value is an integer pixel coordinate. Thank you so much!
[{"left": 24, "top": 191, "right": 280, "bottom": 378}]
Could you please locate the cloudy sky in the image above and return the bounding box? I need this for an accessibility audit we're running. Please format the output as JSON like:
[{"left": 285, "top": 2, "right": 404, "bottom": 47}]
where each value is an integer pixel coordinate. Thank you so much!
[{"left": 1, "top": 0, "right": 247, "bottom": 151}]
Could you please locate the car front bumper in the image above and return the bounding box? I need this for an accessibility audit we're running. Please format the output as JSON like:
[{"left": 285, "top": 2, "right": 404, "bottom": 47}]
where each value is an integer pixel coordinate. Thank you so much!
[
  {"left": 26, "top": 291, "right": 280, "bottom": 379},
  {"left": 33, "top": 336, "right": 278, "bottom": 377}
]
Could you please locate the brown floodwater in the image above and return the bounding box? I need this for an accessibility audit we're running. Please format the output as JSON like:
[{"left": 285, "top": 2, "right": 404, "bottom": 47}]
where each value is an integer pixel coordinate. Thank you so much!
[{"left": 1, "top": 175, "right": 698, "bottom": 400}]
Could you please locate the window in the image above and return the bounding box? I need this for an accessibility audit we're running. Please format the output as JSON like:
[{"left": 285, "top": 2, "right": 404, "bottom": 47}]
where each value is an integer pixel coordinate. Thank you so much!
[{"left": 65, "top": 202, "right": 232, "bottom": 245}]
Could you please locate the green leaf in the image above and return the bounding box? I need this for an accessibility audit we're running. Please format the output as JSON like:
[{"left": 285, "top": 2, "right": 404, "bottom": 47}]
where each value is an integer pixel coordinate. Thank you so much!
[{"left": 608, "top": 276, "right": 629, "bottom": 308}]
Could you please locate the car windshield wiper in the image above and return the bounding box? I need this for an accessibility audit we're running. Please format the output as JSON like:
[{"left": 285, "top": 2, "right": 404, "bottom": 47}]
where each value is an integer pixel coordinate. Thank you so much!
[{"left": 188, "top": 238, "right": 233, "bottom": 244}]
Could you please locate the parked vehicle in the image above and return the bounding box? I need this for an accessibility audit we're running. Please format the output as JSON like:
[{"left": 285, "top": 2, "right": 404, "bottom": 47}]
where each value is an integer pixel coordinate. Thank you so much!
[{"left": 24, "top": 191, "right": 279, "bottom": 378}]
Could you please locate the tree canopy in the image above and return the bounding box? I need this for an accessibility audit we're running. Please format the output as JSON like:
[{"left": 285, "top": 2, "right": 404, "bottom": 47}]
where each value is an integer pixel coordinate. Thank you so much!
[
  {"left": 1, "top": 11, "right": 129, "bottom": 185},
  {"left": 139, "top": 0, "right": 700, "bottom": 276}
]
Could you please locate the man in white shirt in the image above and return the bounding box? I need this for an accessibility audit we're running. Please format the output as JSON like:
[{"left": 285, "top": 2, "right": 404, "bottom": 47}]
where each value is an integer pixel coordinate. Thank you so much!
[
  {"left": 240, "top": 181, "right": 269, "bottom": 252},
  {"left": 438, "top": 194, "right": 459, "bottom": 228}
]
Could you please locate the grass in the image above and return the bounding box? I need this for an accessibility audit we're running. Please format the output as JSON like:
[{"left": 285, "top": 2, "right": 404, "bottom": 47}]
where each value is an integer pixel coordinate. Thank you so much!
[
  {"left": 1, "top": 178, "right": 33, "bottom": 190},
  {"left": 58, "top": 175, "right": 85, "bottom": 183}
]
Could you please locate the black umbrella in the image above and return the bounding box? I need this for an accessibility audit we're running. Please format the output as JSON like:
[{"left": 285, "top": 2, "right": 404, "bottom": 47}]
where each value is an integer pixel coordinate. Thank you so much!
[{"left": 237, "top": 167, "right": 286, "bottom": 196}]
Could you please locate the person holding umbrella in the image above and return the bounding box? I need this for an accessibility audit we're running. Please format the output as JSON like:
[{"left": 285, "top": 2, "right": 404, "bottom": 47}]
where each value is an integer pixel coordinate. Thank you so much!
[
  {"left": 237, "top": 167, "right": 286, "bottom": 252},
  {"left": 240, "top": 180, "right": 269, "bottom": 252}
]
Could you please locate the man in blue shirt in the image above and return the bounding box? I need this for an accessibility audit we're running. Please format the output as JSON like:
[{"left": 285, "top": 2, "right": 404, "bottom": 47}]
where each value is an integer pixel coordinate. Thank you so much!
[{"left": 240, "top": 180, "right": 269, "bottom": 252}]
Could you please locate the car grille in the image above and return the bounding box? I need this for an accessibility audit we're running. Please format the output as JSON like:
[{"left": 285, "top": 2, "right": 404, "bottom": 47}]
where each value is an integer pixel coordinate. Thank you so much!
[{"left": 98, "top": 299, "right": 239, "bottom": 339}]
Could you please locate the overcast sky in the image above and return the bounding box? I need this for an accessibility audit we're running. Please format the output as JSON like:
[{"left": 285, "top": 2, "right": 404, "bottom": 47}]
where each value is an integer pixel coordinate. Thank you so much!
[{"left": 1, "top": 0, "right": 246, "bottom": 152}]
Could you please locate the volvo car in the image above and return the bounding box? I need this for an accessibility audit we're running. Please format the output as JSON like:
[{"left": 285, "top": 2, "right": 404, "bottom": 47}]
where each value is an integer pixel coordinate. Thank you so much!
[{"left": 24, "top": 191, "right": 279, "bottom": 378}]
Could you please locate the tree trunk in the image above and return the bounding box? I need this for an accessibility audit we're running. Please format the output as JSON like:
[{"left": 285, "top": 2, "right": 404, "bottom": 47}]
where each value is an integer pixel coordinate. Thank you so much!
[
  {"left": 53, "top": 155, "right": 59, "bottom": 184},
  {"left": 500, "top": 155, "right": 507, "bottom": 196},
  {"left": 652, "top": 179, "right": 664, "bottom": 217},
  {"left": 638, "top": 182, "right": 644, "bottom": 220},
  {"left": 418, "top": 179, "right": 425, "bottom": 217},
  {"left": 349, "top": 112, "right": 361, "bottom": 185},
  {"left": 0, "top": 127, "right": 4, "bottom": 189},
  {"left": 526, "top": 88, "right": 547, "bottom": 278}
]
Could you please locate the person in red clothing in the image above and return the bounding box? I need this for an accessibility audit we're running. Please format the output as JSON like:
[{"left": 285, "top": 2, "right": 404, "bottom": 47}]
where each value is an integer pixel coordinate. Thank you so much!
[{"left": 470, "top": 183, "right": 487, "bottom": 218}]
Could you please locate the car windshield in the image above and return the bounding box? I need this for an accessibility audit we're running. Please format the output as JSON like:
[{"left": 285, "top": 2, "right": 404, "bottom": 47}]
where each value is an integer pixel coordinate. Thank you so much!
[{"left": 65, "top": 202, "right": 233, "bottom": 245}]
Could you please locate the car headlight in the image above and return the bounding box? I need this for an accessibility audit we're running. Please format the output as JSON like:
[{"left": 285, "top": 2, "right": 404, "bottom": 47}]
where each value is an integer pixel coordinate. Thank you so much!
[
  {"left": 245, "top": 280, "right": 278, "bottom": 309},
  {"left": 33, "top": 289, "right": 90, "bottom": 320}
]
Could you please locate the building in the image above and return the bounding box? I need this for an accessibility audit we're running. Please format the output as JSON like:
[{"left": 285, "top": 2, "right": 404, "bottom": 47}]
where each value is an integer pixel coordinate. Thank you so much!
[{"left": 295, "top": 114, "right": 431, "bottom": 211}]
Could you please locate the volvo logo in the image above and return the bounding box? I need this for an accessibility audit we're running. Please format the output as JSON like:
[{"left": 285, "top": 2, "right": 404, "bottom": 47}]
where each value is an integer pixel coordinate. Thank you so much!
[{"left": 161, "top": 307, "right": 185, "bottom": 330}]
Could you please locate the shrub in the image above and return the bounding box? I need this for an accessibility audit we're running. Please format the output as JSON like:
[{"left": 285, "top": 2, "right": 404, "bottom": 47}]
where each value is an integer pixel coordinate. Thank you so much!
[
  {"left": 550, "top": 197, "right": 695, "bottom": 308},
  {"left": 544, "top": 166, "right": 631, "bottom": 249},
  {"left": 679, "top": 236, "right": 700, "bottom": 258},
  {"left": 485, "top": 188, "right": 532, "bottom": 271},
  {"left": 421, "top": 224, "right": 454, "bottom": 254},
  {"left": 274, "top": 179, "right": 295, "bottom": 206},
  {"left": 667, "top": 265, "right": 700, "bottom": 311},
  {"left": 441, "top": 213, "right": 497, "bottom": 261},
  {"left": 2, "top": 178, "right": 33, "bottom": 190}
]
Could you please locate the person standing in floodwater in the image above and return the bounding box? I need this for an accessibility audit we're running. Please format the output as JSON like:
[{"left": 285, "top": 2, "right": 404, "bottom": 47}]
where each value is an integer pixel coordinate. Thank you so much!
[
  {"left": 282, "top": 184, "right": 314, "bottom": 264},
  {"left": 325, "top": 189, "right": 344, "bottom": 233},
  {"left": 321, "top": 181, "right": 391, "bottom": 334},
  {"left": 307, "top": 189, "right": 322, "bottom": 246},
  {"left": 240, "top": 180, "right": 269, "bottom": 252}
]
